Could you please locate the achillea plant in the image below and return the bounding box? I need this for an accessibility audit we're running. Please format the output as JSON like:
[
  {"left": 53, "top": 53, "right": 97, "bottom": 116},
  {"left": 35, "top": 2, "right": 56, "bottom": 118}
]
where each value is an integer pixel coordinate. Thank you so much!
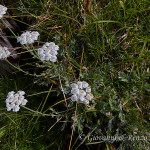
[{"left": 0, "top": 0, "right": 149, "bottom": 150}]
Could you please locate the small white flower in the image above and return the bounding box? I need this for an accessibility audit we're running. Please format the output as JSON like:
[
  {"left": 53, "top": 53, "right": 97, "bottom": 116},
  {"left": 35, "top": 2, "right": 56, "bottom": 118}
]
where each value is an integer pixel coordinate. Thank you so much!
[
  {"left": 13, "top": 105, "right": 20, "bottom": 112},
  {"left": 7, "top": 107, "right": 11, "bottom": 111},
  {"left": 0, "top": 5, "right": 7, "bottom": 19},
  {"left": 5, "top": 99, "right": 10, "bottom": 103},
  {"left": 8, "top": 92, "right": 13, "bottom": 97},
  {"left": 45, "top": 50, "right": 50, "bottom": 55},
  {"left": 77, "top": 81, "right": 83, "bottom": 89},
  {"left": 10, "top": 104, "right": 15, "bottom": 109},
  {"left": 71, "top": 88, "right": 79, "bottom": 95},
  {"left": 82, "top": 81, "right": 89, "bottom": 88},
  {"left": 49, "top": 42, "right": 55, "bottom": 46},
  {"left": 50, "top": 55, "right": 57, "bottom": 62},
  {"left": 39, "top": 54, "right": 46, "bottom": 61},
  {"left": 14, "top": 93, "right": 19, "bottom": 99},
  {"left": 15, "top": 99, "right": 22, "bottom": 105},
  {"left": 86, "top": 87, "right": 91, "bottom": 93},
  {"left": 45, "top": 42, "right": 50, "bottom": 46},
  {"left": 17, "top": 91, "right": 25, "bottom": 96},
  {"left": 0, "top": 46, "right": 10, "bottom": 59},
  {"left": 15, "top": 100, "right": 21, "bottom": 105},
  {"left": 71, "top": 95, "right": 78, "bottom": 102},
  {"left": 44, "top": 54, "right": 51, "bottom": 61},
  {"left": 37, "top": 48, "right": 44, "bottom": 55},
  {"left": 9, "top": 97, "right": 14, "bottom": 102},
  {"left": 79, "top": 96, "right": 85, "bottom": 101},
  {"left": 86, "top": 93, "right": 93, "bottom": 100},
  {"left": 70, "top": 83, "right": 78, "bottom": 89},
  {"left": 31, "top": 31, "right": 40, "bottom": 40},
  {"left": 49, "top": 50, "right": 58, "bottom": 56},
  {"left": 79, "top": 90, "right": 86, "bottom": 96},
  {"left": 21, "top": 99, "right": 28, "bottom": 106},
  {"left": 8, "top": 95, "right": 14, "bottom": 99},
  {"left": 19, "top": 96, "right": 24, "bottom": 101},
  {"left": 54, "top": 45, "right": 59, "bottom": 51},
  {"left": 6, "top": 103, "right": 10, "bottom": 107}
]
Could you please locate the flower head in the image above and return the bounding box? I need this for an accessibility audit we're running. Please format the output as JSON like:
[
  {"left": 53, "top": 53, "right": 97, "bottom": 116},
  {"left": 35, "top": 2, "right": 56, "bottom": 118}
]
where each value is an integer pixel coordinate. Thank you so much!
[
  {"left": 0, "top": 46, "right": 10, "bottom": 59},
  {"left": 37, "top": 42, "right": 59, "bottom": 62},
  {"left": 17, "top": 31, "right": 39, "bottom": 45},
  {"left": 6, "top": 91, "right": 28, "bottom": 112},
  {"left": 70, "top": 81, "right": 93, "bottom": 105},
  {"left": 0, "top": 5, "right": 7, "bottom": 19}
]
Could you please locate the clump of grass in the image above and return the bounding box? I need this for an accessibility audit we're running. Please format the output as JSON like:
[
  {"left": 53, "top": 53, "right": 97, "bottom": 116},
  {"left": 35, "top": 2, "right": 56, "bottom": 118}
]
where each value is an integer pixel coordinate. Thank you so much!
[{"left": 0, "top": 0, "right": 150, "bottom": 149}]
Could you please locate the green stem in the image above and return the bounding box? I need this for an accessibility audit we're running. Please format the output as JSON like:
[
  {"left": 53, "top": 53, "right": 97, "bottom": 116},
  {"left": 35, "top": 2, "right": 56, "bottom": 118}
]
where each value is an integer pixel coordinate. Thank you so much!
[
  {"left": 1, "top": 19, "right": 17, "bottom": 38},
  {"left": 6, "top": 59, "right": 40, "bottom": 77},
  {"left": 20, "top": 105, "right": 50, "bottom": 116}
]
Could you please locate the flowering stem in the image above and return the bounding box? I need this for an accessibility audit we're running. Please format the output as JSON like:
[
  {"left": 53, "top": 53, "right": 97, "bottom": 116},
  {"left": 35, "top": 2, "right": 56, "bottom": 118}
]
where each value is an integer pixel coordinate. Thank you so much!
[
  {"left": 6, "top": 59, "right": 40, "bottom": 77},
  {"left": 1, "top": 19, "right": 18, "bottom": 38},
  {"left": 29, "top": 44, "right": 39, "bottom": 59},
  {"left": 20, "top": 105, "right": 50, "bottom": 116}
]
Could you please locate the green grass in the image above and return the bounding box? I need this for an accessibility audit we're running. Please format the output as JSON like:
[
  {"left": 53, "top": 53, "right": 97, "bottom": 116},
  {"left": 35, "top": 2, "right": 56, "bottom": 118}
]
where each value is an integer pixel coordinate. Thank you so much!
[{"left": 0, "top": 0, "right": 150, "bottom": 149}]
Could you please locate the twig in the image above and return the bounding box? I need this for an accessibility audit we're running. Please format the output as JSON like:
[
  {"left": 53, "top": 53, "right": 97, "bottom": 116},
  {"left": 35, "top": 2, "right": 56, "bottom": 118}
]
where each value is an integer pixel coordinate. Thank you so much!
[
  {"left": 48, "top": 117, "right": 62, "bottom": 131},
  {"left": 69, "top": 102, "right": 78, "bottom": 150}
]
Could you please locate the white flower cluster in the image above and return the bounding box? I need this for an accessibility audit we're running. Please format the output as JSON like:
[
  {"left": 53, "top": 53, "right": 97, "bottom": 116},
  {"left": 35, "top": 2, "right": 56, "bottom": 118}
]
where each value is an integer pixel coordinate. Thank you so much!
[
  {"left": 17, "top": 31, "right": 39, "bottom": 45},
  {"left": 0, "top": 46, "right": 10, "bottom": 59},
  {"left": 37, "top": 42, "right": 59, "bottom": 62},
  {"left": 70, "top": 81, "right": 93, "bottom": 105},
  {"left": 6, "top": 91, "right": 28, "bottom": 112},
  {"left": 0, "top": 5, "right": 7, "bottom": 19}
]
